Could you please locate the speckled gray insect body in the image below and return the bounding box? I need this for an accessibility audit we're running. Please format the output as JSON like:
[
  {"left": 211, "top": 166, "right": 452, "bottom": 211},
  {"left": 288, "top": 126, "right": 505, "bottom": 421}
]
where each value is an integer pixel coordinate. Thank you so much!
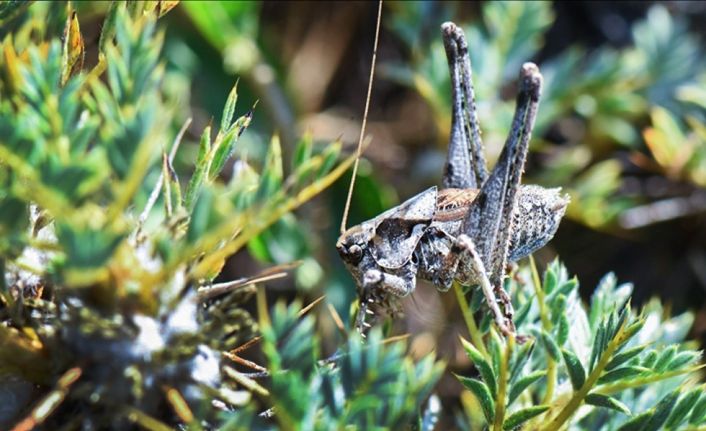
[{"left": 337, "top": 22, "right": 569, "bottom": 336}]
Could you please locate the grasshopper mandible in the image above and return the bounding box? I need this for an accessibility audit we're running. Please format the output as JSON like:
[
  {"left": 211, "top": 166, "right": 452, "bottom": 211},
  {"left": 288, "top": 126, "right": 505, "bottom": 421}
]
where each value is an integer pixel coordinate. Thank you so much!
[{"left": 337, "top": 22, "right": 569, "bottom": 337}]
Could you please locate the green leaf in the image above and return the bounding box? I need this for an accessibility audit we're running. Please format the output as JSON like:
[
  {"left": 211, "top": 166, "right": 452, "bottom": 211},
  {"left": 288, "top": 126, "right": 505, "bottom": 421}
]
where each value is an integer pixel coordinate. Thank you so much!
[
  {"left": 508, "top": 370, "right": 545, "bottom": 404},
  {"left": 653, "top": 345, "right": 677, "bottom": 372},
  {"left": 56, "top": 223, "right": 125, "bottom": 269},
  {"left": 665, "top": 389, "right": 702, "bottom": 429},
  {"left": 185, "top": 125, "right": 212, "bottom": 209},
  {"left": 255, "top": 134, "right": 284, "bottom": 202},
  {"left": 665, "top": 350, "right": 699, "bottom": 371},
  {"left": 315, "top": 139, "right": 341, "bottom": 179},
  {"left": 220, "top": 82, "right": 239, "bottom": 132},
  {"left": 617, "top": 411, "right": 650, "bottom": 431},
  {"left": 187, "top": 187, "right": 217, "bottom": 243},
  {"left": 606, "top": 345, "right": 644, "bottom": 371},
  {"left": 457, "top": 376, "right": 495, "bottom": 423},
  {"left": 689, "top": 392, "right": 706, "bottom": 425},
  {"left": 597, "top": 366, "right": 648, "bottom": 384},
  {"left": 513, "top": 296, "right": 533, "bottom": 327},
  {"left": 585, "top": 393, "right": 631, "bottom": 415},
  {"left": 590, "top": 321, "right": 606, "bottom": 371},
  {"left": 642, "top": 390, "right": 680, "bottom": 431},
  {"left": 502, "top": 405, "right": 549, "bottom": 430},
  {"left": 540, "top": 330, "right": 561, "bottom": 361},
  {"left": 509, "top": 339, "right": 535, "bottom": 384},
  {"left": 210, "top": 109, "right": 253, "bottom": 180},
  {"left": 557, "top": 314, "right": 569, "bottom": 347},
  {"left": 292, "top": 132, "right": 314, "bottom": 172},
  {"left": 561, "top": 349, "right": 586, "bottom": 390},
  {"left": 550, "top": 293, "right": 566, "bottom": 326},
  {"left": 641, "top": 350, "right": 658, "bottom": 369},
  {"left": 460, "top": 338, "right": 497, "bottom": 399},
  {"left": 543, "top": 266, "right": 557, "bottom": 294}
]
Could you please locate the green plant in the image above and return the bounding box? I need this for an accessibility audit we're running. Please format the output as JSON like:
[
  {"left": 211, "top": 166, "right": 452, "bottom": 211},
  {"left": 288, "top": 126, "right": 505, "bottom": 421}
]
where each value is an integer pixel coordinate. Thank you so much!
[
  {"left": 2, "top": 2, "right": 705, "bottom": 430},
  {"left": 221, "top": 299, "right": 444, "bottom": 431},
  {"left": 454, "top": 259, "right": 704, "bottom": 430},
  {"left": 0, "top": 2, "right": 433, "bottom": 429}
]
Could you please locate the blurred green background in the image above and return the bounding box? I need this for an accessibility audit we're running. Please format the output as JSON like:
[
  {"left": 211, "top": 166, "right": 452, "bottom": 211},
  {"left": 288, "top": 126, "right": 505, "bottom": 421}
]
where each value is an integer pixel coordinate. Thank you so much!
[{"left": 72, "top": 0, "right": 706, "bottom": 356}]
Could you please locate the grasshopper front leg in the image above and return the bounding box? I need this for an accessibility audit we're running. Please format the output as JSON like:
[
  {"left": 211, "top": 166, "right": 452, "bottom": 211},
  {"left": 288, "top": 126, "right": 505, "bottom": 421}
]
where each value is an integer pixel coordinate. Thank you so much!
[{"left": 356, "top": 264, "right": 417, "bottom": 334}]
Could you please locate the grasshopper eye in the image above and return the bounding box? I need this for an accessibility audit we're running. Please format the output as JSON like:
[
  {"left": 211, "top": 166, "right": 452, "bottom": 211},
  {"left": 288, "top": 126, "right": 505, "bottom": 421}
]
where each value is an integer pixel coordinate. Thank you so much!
[{"left": 348, "top": 244, "right": 363, "bottom": 264}]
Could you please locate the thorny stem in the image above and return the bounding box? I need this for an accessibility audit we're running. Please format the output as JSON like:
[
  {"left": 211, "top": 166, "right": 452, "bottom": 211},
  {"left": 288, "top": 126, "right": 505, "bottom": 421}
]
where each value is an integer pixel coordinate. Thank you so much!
[
  {"left": 540, "top": 319, "right": 632, "bottom": 431},
  {"left": 530, "top": 255, "right": 556, "bottom": 407},
  {"left": 493, "top": 334, "right": 514, "bottom": 431},
  {"left": 454, "top": 282, "right": 489, "bottom": 359}
]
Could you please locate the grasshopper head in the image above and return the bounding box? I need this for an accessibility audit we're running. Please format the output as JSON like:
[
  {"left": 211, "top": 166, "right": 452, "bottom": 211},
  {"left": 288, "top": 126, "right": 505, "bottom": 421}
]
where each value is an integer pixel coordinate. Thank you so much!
[
  {"left": 337, "top": 221, "right": 399, "bottom": 333},
  {"left": 337, "top": 187, "right": 437, "bottom": 334}
]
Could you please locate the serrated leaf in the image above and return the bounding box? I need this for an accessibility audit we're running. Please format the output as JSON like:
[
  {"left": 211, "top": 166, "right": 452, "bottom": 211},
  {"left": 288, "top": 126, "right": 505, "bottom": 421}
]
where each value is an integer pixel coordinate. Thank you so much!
[
  {"left": 502, "top": 405, "right": 549, "bottom": 430},
  {"left": 665, "top": 389, "right": 702, "bottom": 429},
  {"left": 460, "top": 338, "right": 497, "bottom": 399},
  {"left": 508, "top": 370, "right": 545, "bottom": 404},
  {"left": 597, "top": 366, "right": 648, "bottom": 384},
  {"left": 585, "top": 393, "right": 631, "bottom": 415},
  {"left": 561, "top": 349, "right": 586, "bottom": 390},
  {"left": 457, "top": 376, "right": 495, "bottom": 423}
]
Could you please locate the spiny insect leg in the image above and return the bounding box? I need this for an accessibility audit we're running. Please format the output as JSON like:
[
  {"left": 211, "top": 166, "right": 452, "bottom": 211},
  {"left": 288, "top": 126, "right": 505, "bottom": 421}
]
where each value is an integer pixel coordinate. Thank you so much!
[
  {"left": 441, "top": 22, "right": 486, "bottom": 189},
  {"left": 453, "top": 234, "right": 515, "bottom": 336},
  {"left": 464, "top": 64, "right": 543, "bottom": 284},
  {"left": 487, "top": 64, "right": 543, "bottom": 291}
]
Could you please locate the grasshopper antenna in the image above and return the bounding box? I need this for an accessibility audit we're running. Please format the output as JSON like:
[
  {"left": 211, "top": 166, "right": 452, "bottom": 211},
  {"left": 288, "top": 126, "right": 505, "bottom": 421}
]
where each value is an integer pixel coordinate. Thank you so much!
[{"left": 340, "top": 0, "right": 383, "bottom": 234}]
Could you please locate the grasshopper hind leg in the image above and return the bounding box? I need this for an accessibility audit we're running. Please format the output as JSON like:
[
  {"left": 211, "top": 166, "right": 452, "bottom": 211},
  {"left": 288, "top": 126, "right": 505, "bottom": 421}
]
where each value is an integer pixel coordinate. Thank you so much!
[{"left": 441, "top": 22, "right": 488, "bottom": 190}]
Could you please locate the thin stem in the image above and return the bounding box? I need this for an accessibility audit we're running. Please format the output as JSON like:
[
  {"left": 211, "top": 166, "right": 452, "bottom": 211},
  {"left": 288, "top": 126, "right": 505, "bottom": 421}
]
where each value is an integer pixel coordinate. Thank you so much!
[
  {"left": 540, "top": 320, "right": 631, "bottom": 431},
  {"left": 597, "top": 365, "right": 705, "bottom": 395},
  {"left": 454, "top": 282, "right": 489, "bottom": 359},
  {"left": 493, "top": 334, "right": 514, "bottom": 431},
  {"left": 530, "top": 255, "right": 556, "bottom": 406}
]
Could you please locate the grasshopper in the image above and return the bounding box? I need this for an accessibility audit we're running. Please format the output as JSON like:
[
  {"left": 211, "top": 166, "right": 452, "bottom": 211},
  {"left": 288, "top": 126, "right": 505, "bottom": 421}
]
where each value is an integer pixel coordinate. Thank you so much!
[{"left": 336, "top": 22, "right": 569, "bottom": 337}]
